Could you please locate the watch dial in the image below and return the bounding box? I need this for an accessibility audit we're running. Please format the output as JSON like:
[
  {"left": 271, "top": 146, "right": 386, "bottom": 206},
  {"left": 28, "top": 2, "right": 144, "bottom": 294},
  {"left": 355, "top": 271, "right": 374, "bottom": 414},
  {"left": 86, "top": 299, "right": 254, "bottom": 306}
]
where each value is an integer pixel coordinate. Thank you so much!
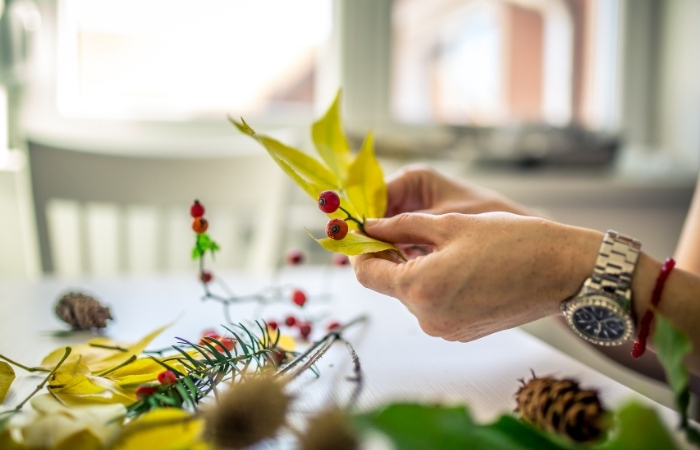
[{"left": 572, "top": 305, "right": 627, "bottom": 342}]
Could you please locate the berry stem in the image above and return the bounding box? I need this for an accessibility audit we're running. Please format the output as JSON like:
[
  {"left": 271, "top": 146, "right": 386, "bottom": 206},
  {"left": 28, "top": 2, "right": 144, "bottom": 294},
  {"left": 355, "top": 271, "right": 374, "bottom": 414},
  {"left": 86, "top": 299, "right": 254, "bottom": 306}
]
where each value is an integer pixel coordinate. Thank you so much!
[{"left": 338, "top": 206, "right": 365, "bottom": 233}]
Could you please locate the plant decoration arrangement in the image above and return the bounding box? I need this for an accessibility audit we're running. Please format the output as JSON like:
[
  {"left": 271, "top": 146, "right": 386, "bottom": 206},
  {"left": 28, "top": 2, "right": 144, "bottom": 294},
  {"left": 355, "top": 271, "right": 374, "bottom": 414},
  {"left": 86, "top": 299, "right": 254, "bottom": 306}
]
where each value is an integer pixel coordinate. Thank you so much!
[{"left": 0, "top": 91, "right": 699, "bottom": 449}]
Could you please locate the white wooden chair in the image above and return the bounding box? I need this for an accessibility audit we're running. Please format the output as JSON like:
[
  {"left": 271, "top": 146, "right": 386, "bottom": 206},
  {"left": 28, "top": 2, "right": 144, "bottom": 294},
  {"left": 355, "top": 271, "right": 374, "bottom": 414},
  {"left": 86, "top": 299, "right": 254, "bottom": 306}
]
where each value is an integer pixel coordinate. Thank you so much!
[{"left": 28, "top": 140, "right": 292, "bottom": 277}]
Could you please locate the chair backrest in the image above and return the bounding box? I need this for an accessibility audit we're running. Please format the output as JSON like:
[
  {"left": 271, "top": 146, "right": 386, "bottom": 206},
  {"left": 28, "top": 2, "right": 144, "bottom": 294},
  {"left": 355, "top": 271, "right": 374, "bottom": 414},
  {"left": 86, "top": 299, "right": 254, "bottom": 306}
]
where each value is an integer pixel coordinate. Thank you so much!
[{"left": 28, "top": 141, "right": 291, "bottom": 276}]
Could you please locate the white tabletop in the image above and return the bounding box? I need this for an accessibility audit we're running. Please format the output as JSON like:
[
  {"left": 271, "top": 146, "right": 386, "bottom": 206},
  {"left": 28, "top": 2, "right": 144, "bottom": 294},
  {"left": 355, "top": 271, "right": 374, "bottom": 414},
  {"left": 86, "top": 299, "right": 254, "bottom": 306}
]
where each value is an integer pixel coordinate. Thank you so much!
[{"left": 0, "top": 267, "right": 681, "bottom": 433}]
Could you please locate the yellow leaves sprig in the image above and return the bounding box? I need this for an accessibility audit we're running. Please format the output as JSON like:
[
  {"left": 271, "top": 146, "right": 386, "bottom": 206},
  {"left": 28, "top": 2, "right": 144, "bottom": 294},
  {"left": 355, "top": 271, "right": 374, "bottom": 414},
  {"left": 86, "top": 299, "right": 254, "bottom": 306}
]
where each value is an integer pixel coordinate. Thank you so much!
[{"left": 230, "top": 90, "right": 402, "bottom": 258}]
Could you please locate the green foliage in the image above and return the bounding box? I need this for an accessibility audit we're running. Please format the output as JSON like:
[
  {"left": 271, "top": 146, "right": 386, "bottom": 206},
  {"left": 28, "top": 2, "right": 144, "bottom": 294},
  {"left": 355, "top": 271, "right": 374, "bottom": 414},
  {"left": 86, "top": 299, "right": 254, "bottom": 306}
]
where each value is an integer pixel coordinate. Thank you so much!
[
  {"left": 597, "top": 402, "right": 679, "bottom": 450},
  {"left": 191, "top": 233, "right": 220, "bottom": 260},
  {"left": 354, "top": 403, "right": 569, "bottom": 450},
  {"left": 653, "top": 312, "right": 700, "bottom": 444},
  {"left": 126, "top": 321, "right": 286, "bottom": 418}
]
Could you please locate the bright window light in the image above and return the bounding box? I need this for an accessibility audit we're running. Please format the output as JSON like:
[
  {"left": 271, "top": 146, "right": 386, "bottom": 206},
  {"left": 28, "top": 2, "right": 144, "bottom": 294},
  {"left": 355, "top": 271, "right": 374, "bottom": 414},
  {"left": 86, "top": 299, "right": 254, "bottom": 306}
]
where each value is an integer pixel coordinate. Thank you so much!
[{"left": 56, "top": 0, "right": 332, "bottom": 120}]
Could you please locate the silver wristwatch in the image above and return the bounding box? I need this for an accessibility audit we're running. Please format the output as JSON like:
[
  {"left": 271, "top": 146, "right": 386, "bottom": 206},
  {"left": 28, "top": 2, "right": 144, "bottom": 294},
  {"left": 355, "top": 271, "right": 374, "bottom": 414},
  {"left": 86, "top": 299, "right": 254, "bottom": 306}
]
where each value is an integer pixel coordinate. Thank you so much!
[{"left": 560, "top": 230, "right": 641, "bottom": 346}]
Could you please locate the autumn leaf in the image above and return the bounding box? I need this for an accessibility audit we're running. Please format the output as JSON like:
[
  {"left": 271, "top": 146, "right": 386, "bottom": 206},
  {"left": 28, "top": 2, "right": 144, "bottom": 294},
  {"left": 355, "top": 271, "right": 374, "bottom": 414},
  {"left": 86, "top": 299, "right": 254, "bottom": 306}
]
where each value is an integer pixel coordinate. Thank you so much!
[
  {"left": 109, "top": 408, "right": 207, "bottom": 450},
  {"left": 345, "top": 131, "right": 387, "bottom": 220},
  {"left": 311, "top": 90, "right": 353, "bottom": 183},
  {"left": 0, "top": 361, "right": 15, "bottom": 404},
  {"left": 307, "top": 230, "right": 402, "bottom": 258}
]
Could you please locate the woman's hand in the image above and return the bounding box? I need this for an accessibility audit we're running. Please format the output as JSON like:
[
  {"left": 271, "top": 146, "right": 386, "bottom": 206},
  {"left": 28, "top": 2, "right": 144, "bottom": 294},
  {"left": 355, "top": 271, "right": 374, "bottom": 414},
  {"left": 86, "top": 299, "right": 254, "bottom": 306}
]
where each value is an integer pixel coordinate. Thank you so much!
[
  {"left": 352, "top": 212, "right": 603, "bottom": 342},
  {"left": 384, "top": 165, "right": 535, "bottom": 217}
]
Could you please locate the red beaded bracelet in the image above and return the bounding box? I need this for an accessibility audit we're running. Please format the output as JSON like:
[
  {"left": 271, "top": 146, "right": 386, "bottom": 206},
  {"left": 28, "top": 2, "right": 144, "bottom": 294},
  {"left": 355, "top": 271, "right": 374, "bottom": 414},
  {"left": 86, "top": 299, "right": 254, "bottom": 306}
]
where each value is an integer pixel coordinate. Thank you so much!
[{"left": 631, "top": 257, "right": 676, "bottom": 358}]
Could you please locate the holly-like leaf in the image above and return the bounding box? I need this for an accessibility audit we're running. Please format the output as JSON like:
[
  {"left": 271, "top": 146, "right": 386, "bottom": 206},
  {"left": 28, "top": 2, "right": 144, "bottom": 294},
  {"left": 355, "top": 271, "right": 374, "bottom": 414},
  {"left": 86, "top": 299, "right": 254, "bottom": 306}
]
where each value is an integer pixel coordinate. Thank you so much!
[
  {"left": 345, "top": 131, "right": 387, "bottom": 220},
  {"left": 311, "top": 90, "right": 352, "bottom": 183},
  {"left": 0, "top": 361, "right": 15, "bottom": 404},
  {"left": 653, "top": 312, "right": 700, "bottom": 444},
  {"left": 597, "top": 401, "right": 679, "bottom": 450},
  {"left": 307, "top": 230, "right": 403, "bottom": 258}
]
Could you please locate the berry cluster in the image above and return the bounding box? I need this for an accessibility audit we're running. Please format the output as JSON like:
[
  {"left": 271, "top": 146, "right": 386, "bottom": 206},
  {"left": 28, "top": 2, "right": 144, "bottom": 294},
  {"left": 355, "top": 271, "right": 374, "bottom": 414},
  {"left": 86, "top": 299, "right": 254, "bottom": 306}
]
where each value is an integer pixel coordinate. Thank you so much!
[
  {"left": 134, "top": 369, "right": 178, "bottom": 401},
  {"left": 317, "top": 190, "right": 364, "bottom": 239}
]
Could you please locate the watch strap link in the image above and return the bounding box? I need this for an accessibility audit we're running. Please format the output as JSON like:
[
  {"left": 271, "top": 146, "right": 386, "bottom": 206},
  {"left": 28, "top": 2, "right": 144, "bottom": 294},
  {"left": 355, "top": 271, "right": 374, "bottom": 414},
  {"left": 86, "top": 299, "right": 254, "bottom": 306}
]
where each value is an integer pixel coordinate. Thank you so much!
[{"left": 584, "top": 230, "right": 641, "bottom": 310}]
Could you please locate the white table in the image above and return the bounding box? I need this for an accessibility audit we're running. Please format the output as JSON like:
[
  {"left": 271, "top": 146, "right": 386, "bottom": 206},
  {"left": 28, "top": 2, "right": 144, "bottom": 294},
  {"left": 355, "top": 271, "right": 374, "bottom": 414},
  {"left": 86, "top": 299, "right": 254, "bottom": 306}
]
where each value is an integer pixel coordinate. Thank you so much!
[{"left": 0, "top": 267, "right": 682, "bottom": 438}]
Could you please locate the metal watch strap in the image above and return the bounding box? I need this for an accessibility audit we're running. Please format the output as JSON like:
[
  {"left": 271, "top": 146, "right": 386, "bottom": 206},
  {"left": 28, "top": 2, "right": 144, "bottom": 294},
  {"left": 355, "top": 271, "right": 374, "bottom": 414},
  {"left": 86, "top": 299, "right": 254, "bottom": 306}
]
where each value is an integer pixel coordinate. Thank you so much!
[{"left": 583, "top": 230, "right": 641, "bottom": 311}]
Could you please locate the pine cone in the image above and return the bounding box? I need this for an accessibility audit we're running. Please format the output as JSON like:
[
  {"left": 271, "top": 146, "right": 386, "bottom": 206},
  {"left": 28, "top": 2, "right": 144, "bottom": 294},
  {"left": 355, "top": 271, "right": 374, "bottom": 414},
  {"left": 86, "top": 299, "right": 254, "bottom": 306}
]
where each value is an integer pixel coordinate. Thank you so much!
[
  {"left": 515, "top": 373, "right": 608, "bottom": 443},
  {"left": 55, "top": 292, "right": 112, "bottom": 330}
]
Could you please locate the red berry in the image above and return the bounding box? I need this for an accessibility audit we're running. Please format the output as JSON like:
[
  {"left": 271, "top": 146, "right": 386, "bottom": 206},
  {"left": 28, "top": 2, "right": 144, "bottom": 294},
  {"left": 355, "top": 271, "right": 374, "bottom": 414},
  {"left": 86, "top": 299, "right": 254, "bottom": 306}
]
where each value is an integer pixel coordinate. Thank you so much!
[
  {"left": 192, "top": 217, "right": 208, "bottom": 234},
  {"left": 286, "top": 249, "right": 305, "bottom": 265},
  {"left": 284, "top": 315, "right": 297, "bottom": 327},
  {"left": 135, "top": 385, "right": 157, "bottom": 400},
  {"left": 292, "top": 289, "right": 307, "bottom": 307},
  {"left": 299, "top": 322, "right": 312, "bottom": 339},
  {"left": 327, "top": 321, "right": 341, "bottom": 331},
  {"left": 268, "top": 348, "right": 287, "bottom": 366},
  {"left": 199, "top": 329, "right": 220, "bottom": 345},
  {"left": 157, "top": 370, "right": 177, "bottom": 385},
  {"left": 332, "top": 253, "right": 350, "bottom": 266},
  {"left": 326, "top": 218, "right": 348, "bottom": 240},
  {"left": 200, "top": 271, "right": 213, "bottom": 283},
  {"left": 318, "top": 191, "right": 340, "bottom": 214},
  {"left": 267, "top": 320, "right": 279, "bottom": 331},
  {"left": 190, "top": 200, "right": 205, "bottom": 218},
  {"left": 218, "top": 336, "right": 236, "bottom": 352}
]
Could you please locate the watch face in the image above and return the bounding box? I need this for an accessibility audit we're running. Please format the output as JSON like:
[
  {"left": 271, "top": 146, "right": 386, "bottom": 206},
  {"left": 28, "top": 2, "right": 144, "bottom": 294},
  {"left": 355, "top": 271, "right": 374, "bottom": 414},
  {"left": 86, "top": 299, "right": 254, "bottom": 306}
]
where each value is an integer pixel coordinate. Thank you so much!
[
  {"left": 564, "top": 294, "right": 634, "bottom": 345},
  {"left": 571, "top": 305, "right": 627, "bottom": 342}
]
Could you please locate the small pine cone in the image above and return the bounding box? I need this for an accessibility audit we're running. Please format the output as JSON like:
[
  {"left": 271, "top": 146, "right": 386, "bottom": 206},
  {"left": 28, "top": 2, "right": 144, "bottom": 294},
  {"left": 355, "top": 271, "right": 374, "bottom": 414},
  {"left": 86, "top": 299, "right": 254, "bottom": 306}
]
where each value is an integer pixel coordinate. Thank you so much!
[
  {"left": 515, "top": 374, "right": 607, "bottom": 443},
  {"left": 299, "top": 408, "right": 359, "bottom": 450},
  {"left": 55, "top": 292, "right": 112, "bottom": 330},
  {"left": 203, "top": 376, "right": 291, "bottom": 449}
]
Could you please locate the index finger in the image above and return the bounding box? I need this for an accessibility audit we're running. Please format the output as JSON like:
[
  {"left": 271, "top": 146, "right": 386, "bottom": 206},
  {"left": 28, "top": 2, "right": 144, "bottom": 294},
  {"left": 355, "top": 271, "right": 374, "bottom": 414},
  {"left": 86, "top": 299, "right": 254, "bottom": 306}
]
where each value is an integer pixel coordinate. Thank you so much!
[{"left": 350, "top": 251, "right": 405, "bottom": 299}]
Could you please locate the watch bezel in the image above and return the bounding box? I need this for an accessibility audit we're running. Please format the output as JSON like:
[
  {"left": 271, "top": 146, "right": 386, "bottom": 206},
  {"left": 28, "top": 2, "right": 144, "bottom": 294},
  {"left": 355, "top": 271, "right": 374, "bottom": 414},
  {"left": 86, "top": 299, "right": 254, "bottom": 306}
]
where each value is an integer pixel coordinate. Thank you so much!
[{"left": 561, "top": 293, "right": 635, "bottom": 346}]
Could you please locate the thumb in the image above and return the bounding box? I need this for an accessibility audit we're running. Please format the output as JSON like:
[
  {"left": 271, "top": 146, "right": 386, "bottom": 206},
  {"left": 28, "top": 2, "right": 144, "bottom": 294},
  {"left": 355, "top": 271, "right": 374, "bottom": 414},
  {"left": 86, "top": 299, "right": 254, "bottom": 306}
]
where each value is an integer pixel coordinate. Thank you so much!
[{"left": 364, "top": 213, "right": 441, "bottom": 245}]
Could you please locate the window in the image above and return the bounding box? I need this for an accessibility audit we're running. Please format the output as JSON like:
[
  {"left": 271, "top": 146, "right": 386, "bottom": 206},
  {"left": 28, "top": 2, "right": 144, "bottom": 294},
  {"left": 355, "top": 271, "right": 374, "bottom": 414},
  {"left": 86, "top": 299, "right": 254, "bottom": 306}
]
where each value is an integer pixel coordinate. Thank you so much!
[
  {"left": 56, "top": 0, "right": 332, "bottom": 121},
  {"left": 391, "top": 0, "right": 620, "bottom": 131}
]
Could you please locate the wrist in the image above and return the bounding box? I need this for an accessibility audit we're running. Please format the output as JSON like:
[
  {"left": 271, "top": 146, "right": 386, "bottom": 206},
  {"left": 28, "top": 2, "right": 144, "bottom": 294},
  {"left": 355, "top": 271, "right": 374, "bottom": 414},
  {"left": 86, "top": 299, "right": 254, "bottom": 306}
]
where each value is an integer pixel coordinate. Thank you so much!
[{"left": 630, "top": 253, "right": 662, "bottom": 328}]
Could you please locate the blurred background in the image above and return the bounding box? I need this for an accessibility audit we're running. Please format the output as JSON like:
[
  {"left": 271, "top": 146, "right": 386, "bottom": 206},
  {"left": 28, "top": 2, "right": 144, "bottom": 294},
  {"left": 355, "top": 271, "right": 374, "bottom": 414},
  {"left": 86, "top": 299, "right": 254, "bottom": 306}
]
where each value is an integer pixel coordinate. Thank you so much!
[{"left": 0, "top": 0, "right": 698, "bottom": 279}]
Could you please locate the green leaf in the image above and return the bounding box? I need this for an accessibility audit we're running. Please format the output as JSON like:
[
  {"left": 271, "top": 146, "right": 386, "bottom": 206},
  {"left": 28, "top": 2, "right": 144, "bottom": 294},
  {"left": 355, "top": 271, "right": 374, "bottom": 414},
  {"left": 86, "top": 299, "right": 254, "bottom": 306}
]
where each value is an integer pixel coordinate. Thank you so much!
[
  {"left": 307, "top": 230, "right": 402, "bottom": 257},
  {"left": 0, "top": 361, "right": 15, "bottom": 404},
  {"left": 354, "top": 403, "right": 568, "bottom": 450},
  {"left": 345, "top": 131, "right": 387, "bottom": 219},
  {"left": 311, "top": 90, "right": 352, "bottom": 183},
  {"left": 652, "top": 312, "right": 700, "bottom": 443},
  {"left": 597, "top": 401, "right": 679, "bottom": 450}
]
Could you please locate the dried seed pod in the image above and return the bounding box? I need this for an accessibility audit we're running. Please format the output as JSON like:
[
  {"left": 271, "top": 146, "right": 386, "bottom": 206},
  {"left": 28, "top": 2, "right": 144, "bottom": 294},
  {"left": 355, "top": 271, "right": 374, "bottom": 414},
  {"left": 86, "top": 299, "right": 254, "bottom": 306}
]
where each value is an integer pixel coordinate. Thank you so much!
[
  {"left": 203, "top": 376, "right": 291, "bottom": 449},
  {"left": 55, "top": 292, "right": 112, "bottom": 330},
  {"left": 299, "top": 408, "right": 359, "bottom": 450},
  {"left": 515, "top": 373, "right": 608, "bottom": 443}
]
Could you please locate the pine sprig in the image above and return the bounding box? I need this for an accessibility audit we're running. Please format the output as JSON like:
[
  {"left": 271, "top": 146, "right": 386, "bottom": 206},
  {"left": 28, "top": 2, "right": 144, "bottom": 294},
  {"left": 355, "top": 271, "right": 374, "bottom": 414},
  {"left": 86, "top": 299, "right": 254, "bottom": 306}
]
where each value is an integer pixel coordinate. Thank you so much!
[{"left": 126, "top": 321, "right": 290, "bottom": 417}]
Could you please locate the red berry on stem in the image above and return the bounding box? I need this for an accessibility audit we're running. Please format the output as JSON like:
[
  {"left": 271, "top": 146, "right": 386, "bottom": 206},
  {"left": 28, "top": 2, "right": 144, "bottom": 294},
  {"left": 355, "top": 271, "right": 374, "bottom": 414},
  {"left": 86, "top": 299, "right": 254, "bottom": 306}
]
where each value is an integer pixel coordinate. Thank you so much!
[
  {"left": 218, "top": 336, "right": 236, "bottom": 352},
  {"left": 267, "top": 320, "right": 279, "bottom": 331},
  {"left": 292, "top": 289, "right": 307, "bottom": 307},
  {"left": 199, "top": 329, "right": 220, "bottom": 345},
  {"left": 327, "top": 321, "right": 341, "bottom": 331},
  {"left": 192, "top": 217, "right": 208, "bottom": 234},
  {"left": 190, "top": 200, "right": 205, "bottom": 218},
  {"left": 158, "top": 370, "right": 177, "bottom": 385},
  {"left": 200, "top": 270, "right": 213, "bottom": 283},
  {"left": 299, "top": 322, "right": 312, "bottom": 339},
  {"left": 326, "top": 218, "right": 348, "bottom": 240},
  {"left": 318, "top": 191, "right": 340, "bottom": 214},
  {"left": 286, "top": 249, "right": 305, "bottom": 265},
  {"left": 332, "top": 253, "right": 350, "bottom": 266},
  {"left": 285, "top": 315, "right": 297, "bottom": 327},
  {"left": 136, "top": 385, "right": 157, "bottom": 400}
]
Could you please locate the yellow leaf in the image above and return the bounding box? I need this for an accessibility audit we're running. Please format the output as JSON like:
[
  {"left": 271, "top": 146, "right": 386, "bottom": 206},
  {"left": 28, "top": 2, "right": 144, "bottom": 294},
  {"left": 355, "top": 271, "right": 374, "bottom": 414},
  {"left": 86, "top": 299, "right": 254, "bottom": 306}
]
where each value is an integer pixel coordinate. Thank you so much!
[
  {"left": 345, "top": 131, "right": 387, "bottom": 219},
  {"left": 91, "top": 323, "right": 171, "bottom": 374},
  {"left": 105, "top": 358, "right": 169, "bottom": 387},
  {"left": 0, "top": 428, "right": 28, "bottom": 450},
  {"left": 0, "top": 361, "right": 15, "bottom": 404},
  {"left": 258, "top": 135, "right": 339, "bottom": 189},
  {"left": 55, "top": 429, "right": 103, "bottom": 450},
  {"left": 311, "top": 90, "right": 353, "bottom": 182},
  {"left": 307, "top": 230, "right": 402, "bottom": 257},
  {"left": 110, "top": 408, "right": 206, "bottom": 450},
  {"left": 277, "top": 335, "right": 295, "bottom": 352}
]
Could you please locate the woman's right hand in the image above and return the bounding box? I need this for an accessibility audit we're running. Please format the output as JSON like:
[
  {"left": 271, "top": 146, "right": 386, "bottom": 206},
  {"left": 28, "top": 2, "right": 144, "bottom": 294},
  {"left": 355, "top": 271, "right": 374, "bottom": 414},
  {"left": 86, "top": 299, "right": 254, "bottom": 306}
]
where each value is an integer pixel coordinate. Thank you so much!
[{"left": 384, "top": 165, "right": 535, "bottom": 217}]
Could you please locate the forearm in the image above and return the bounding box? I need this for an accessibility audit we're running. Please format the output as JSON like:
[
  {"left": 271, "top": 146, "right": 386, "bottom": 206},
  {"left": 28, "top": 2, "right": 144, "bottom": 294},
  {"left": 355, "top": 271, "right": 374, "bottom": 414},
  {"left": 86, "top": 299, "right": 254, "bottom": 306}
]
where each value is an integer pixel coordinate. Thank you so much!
[{"left": 630, "top": 253, "right": 700, "bottom": 375}]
